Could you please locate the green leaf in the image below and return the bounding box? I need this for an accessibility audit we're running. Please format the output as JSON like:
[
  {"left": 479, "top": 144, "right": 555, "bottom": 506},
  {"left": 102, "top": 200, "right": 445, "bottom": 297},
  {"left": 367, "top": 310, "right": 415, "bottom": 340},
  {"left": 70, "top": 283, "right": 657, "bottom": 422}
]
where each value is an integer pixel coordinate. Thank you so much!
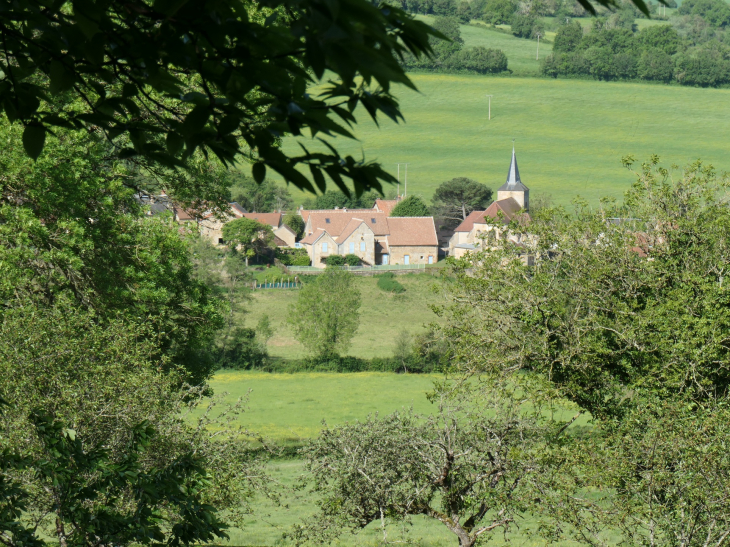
[
  {"left": 22, "top": 125, "right": 46, "bottom": 160},
  {"left": 153, "top": 0, "right": 191, "bottom": 16},
  {"left": 252, "top": 162, "right": 266, "bottom": 183},
  {"left": 49, "top": 61, "right": 76, "bottom": 95},
  {"left": 166, "top": 132, "right": 185, "bottom": 155}
]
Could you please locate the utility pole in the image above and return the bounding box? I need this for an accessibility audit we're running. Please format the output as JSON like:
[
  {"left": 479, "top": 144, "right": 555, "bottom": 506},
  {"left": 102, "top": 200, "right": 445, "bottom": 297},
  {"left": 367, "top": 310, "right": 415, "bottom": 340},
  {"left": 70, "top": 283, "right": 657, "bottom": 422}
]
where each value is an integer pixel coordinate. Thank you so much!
[
  {"left": 485, "top": 94, "right": 493, "bottom": 120},
  {"left": 396, "top": 163, "right": 400, "bottom": 197},
  {"left": 536, "top": 33, "right": 542, "bottom": 60},
  {"left": 396, "top": 163, "right": 410, "bottom": 197}
]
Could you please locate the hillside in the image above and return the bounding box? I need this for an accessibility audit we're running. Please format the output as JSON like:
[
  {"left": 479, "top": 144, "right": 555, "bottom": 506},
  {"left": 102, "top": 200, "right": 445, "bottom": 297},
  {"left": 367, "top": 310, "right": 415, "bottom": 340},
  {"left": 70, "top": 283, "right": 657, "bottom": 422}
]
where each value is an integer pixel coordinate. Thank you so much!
[{"left": 280, "top": 73, "right": 730, "bottom": 208}]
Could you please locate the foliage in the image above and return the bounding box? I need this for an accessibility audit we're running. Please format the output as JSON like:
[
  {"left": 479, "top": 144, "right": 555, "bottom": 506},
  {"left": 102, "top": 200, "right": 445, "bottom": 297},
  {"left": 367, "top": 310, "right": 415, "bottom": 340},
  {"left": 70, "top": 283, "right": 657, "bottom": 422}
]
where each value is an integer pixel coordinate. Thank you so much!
[
  {"left": 0, "top": 0, "right": 443, "bottom": 197},
  {"left": 392, "top": 330, "right": 414, "bottom": 372},
  {"left": 215, "top": 327, "right": 269, "bottom": 370},
  {"left": 283, "top": 213, "right": 305, "bottom": 239},
  {"left": 275, "top": 247, "right": 310, "bottom": 266},
  {"left": 431, "top": 177, "right": 493, "bottom": 227},
  {"left": 482, "top": 0, "right": 518, "bottom": 24},
  {"left": 553, "top": 21, "right": 584, "bottom": 52},
  {"left": 229, "top": 174, "right": 293, "bottom": 213},
  {"left": 402, "top": 16, "right": 509, "bottom": 74},
  {"left": 679, "top": 0, "right": 730, "bottom": 27},
  {"left": 0, "top": 125, "right": 224, "bottom": 386},
  {"left": 324, "top": 254, "right": 347, "bottom": 266},
  {"left": 438, "top": 157, "right": 730, "bottom": 543},
  {"left": 377, "top": 272, "right": 407, "bottom": 293},
  {"left": 390, "top": 195, "right": 432, "bottom": 217},
  {"left": 510, "top": 14, "right": 543, "bottom": 39},
  {"left": 296, "top": 385, "right": 578, "bottom": 547},
  {"left": 287, "top": 269, "right": 362, "bottom": 358},
  {"left": 301, "top": 190, "right": 381, "bottom": 210},
  {"left": 1, "top": 414, "right": 227, "bottom": 547},
  {"left": 344, "top": 254, "right": 362, "bottom": 266},
  {"left": 0, "top": 302, "right": 267, "bottom": 541},
  {"left": 222, "top": 218, "right": 276, "bottom": 266}
]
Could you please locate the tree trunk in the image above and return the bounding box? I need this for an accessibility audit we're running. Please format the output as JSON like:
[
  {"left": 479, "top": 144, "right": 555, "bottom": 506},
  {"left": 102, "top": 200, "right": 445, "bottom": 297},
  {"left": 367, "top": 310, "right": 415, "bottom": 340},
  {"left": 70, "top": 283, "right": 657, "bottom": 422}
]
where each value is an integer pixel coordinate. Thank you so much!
[
  {"left": 56, "top": 516, "right": 67, "bottom": 547},
  {"left": 245, "top": 255, "right": 249, "bottom": 267}
]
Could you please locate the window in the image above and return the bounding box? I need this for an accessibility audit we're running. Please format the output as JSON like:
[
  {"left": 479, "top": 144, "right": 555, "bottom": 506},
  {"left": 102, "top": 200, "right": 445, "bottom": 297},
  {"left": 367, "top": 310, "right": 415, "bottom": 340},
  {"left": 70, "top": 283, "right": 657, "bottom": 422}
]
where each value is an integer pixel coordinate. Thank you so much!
[
  {"left": 322, "top": 242, "right": 328, "bottom": 252},
  {"left": 371, "top": 218, "right": 376, "bottom": 223},
  {"left": 218, "top": 238, "right": 225, "bottom": 244},
  {"left": 382, "top": 255, "right": 389, "bottom": 265},
  {"left": 420, "top": 256, "right": 424, "bottom": 259},
  {"left": 428, "top": 256, "right": 433, "bottom": 264},
  {"left": 360, "top": 241, "right": 366, "bottom": 251},
  {"left": 404, "top": 255, "right": 410, "bottom": 265},
  {"left": 349, "top": 242, "right": 355, "bottom": 253},
  {"left": 294, "top": 242, "right": 302, "bottom": 249},
  {"left": 325, "top": 218, "right": 330, "bottom": 224}
]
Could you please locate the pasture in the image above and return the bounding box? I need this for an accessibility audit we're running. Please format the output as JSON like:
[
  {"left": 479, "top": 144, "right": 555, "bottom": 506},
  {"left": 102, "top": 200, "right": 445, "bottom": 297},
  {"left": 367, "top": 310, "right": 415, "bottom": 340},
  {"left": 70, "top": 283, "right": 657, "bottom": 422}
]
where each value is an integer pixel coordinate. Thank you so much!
[
  {"left": 242, "top": 272, "right": 443, "bottom": 360},
  {"left": 278, "top": 73, "right": 730, "bottom": 209},
  {"left": 207, "top": 371, "right": 596, "bottom": 546}
]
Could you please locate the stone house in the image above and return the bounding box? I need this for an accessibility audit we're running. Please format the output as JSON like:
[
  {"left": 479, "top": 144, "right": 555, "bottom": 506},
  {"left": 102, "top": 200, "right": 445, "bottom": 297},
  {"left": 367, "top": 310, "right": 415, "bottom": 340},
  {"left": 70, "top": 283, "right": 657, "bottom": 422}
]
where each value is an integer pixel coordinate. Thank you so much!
[
  {"left": 300, "top": 210, "right": 438, "bottom": 268},
  {"left": 449, "top": 148, "right": 532, "bottom": 259},
  {"left": 200, "top": 210, "right": 296, "bottom": 248}
]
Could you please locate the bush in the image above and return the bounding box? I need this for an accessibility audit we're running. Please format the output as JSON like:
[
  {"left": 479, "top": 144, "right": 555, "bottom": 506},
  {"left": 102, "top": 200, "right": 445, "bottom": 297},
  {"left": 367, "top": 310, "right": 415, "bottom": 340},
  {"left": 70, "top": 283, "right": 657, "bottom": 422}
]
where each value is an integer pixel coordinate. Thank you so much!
[
  {"left": 344, "top": 254, "right": 361, "bottom": 266},
  {"left": 482, "top": 0, "right": 516, "bottom": 24},
  {"left": 675, "top": 48, "right": 730, "bottom": 86},
  {"left": 510, "top": 14, "right": 538, "bottom": 38},
  {"left": 325, "top": 254, "right": 346, "bottom": 266},
  {"left": 291, "top": 253, "right": 311, "bottom": 266},
  {"left": 276, "top": 247, "right": 310, "bottom": 265},
  {"left": 282, "top": 213, "right": 305, "bottom": 239},
  {"left": 377, "top": 273, "right": 406, "bottom": 294},
  {"left": 637, "top": 49, "right": 674, "bottom": 82},
  {"left": 553, "top": 21, "right": 583, "bottom": 53},
  {"left": 216, "top": 327, "right": 268, "bottom": 369},
  {"left": 451, "top": 46, "right": 508, "bottom": 73}
]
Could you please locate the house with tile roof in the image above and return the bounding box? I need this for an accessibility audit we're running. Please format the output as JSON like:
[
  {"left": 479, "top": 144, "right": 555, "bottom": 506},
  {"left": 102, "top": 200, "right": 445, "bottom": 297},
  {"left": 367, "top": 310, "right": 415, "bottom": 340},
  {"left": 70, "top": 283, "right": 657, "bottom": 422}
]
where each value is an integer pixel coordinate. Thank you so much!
[
  {"left": 299, "top": 209, "right": 438, "bottom": 268},
  {"left": 449, "top": 148, "right": 531, "bottom": 259},
  {"left": 201, "top": 210, "right": 297, "bottom": 248}
]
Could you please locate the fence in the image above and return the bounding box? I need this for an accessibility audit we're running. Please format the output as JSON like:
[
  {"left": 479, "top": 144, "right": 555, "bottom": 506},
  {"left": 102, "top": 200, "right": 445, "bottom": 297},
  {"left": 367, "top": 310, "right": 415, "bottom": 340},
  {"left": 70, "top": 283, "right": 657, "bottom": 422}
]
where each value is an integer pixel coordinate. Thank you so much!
[{"left": 252, "top": 279, "right": 301, "bottom": 290}]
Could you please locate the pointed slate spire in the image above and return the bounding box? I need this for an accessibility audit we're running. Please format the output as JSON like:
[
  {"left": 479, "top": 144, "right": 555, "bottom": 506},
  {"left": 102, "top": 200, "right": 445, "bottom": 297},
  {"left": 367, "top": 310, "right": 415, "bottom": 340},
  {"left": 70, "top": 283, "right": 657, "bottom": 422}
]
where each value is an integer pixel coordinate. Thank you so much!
[{"left": 498, "top": 146, "right": 528, "bottom": 192}]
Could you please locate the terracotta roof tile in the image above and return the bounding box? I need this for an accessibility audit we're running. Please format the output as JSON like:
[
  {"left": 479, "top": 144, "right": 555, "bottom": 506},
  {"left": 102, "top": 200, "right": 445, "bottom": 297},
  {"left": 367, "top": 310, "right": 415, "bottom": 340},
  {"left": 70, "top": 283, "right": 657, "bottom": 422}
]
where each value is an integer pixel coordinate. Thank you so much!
[
  {"left": 386, "top": 217, "right": 438, "bottom": 246},
  {"left": 241, "top": 212, "right": 282, "bottom": 227},
  {"left": 453, "top": 209, "right": 488, "bottom": 233},
  {"left": 374, "top": 199, "right": 399, "bottom": 215}
]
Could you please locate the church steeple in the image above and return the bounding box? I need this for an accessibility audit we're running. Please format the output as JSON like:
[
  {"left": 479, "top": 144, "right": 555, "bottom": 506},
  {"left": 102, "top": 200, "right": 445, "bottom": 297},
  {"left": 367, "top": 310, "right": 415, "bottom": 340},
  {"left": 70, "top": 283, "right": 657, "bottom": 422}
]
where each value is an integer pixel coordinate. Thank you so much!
[{"left": 497, "top": 147, "right": 529, "bottom": 210}]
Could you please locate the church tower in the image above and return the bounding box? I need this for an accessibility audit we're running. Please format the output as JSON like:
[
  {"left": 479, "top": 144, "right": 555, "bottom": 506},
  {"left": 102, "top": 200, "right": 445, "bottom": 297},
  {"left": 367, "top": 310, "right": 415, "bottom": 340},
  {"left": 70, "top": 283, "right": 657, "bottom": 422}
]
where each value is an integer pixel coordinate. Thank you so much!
[{"left": 497, "top": 147, "right": 529, "bottom": 211}]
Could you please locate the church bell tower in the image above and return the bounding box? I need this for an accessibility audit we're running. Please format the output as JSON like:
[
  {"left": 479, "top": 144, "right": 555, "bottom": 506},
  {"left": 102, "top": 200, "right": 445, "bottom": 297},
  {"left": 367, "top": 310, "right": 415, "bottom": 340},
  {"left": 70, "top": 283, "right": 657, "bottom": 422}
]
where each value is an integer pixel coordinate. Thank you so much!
[{"left": 497, "top": 147, "right": 529, "bottom": 211}]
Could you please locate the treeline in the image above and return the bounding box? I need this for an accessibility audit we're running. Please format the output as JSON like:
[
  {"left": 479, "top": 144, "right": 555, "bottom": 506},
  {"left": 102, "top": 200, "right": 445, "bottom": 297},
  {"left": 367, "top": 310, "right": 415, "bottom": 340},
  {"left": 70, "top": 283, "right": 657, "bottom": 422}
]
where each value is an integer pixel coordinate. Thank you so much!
[
  {"left": 543, "top": 0, "right": 730, "bottom": 86},
  {"left": 402, "top": 16, "right": 509, "bottom": 73}
]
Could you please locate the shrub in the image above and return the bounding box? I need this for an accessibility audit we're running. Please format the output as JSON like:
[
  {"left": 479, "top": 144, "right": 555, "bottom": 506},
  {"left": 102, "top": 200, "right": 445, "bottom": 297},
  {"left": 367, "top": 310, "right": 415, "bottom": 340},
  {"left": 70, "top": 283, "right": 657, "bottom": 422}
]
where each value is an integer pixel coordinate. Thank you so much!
[
  {"left": 482, "top": 0, "right": 516, "bottom": 24},
  {"left": 283, "top": 213, "right": 305, "bottom": 239},
  {"left": 451, "top": 46, "right": 508, "bottom": 73},
  {"left": 276, "top": 247, "right": 310, "bottom": 265},
  {"left": 325, "top": 254, "right": 346, "bottom": 266},
  {"left": 216, "top": 327, "right": 268, "bottom": 369},
  {"left": 291, "top": 253, "right": 311, "bottom": 266},
  {"left": 344, "top": 254, "right": 361, "bottom": 266},
  {"left": 510, "top": 14, "right": 537, "bottom": 38},
  {"left": 377, "top": 273, "right": 406, "bottom": 294}
]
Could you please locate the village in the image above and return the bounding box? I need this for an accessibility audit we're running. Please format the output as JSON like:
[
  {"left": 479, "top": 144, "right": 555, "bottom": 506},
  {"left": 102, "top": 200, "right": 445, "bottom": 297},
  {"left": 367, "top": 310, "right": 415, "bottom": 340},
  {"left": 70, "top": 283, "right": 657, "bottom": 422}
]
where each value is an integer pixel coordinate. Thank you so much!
[{"left": 147, "top": 148, "right": 533, "bottom": 271}]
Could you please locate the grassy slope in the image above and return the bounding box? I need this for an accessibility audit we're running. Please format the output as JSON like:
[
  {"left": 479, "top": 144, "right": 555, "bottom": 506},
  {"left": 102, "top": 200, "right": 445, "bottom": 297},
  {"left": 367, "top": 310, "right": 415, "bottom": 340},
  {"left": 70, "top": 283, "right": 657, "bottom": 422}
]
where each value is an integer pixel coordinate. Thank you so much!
[
  {"left": 242, "top": 273, "right": 443, "bottom": 360},
  {"left": 282, "top": 73, "right": 730, "bottom": 208},
  {"left": 270, "top": 19, "right": 730, "bottom": 208}
]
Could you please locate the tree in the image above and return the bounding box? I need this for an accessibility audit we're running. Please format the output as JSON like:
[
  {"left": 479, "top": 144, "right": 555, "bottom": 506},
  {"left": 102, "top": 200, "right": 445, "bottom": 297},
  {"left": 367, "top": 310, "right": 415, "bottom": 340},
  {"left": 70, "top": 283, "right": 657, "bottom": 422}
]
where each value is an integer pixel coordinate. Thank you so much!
[
  {"left": 222, "top": 218, "right": 276, "bottom": 266},
  {"left": 297, "top": 384, "right": 581, "bottom": 547},
  {"left": 283, "top": 213, "right": 306, "bottom": 239},
  {"left": 553, "top": 21, "right": 584, "bottom": 52},
  {"left": 390, "top": 195, "right": 432, "bottom": 217},
  {"left": 637, "top": 24, "right": 680, "bottom": 54},
  {"left": 637, "top": 48, "right": 674, "bottom": 81},
  {"left": 430, "top": 17, "right": 465, "bottom": 59},
  {"left": 287, "top": 269, "right": 361, "bottom": 358},
  {"left": 0, "top": 125, "right": 225, "bottom": 386},
  {"left": 301, "top": 190, "right": 380, "bottom": 210},
  {"left": 431, "top": 177, "right": 493, "bottom": 227},
  {"left": 482, "top": 0, "right": 517, "bottom": 24},
  {"left": 437, "top": 156, "right": 730, "bottom": 543},
  {"left": 510, "top": 13, "right": 540, "bottom": 38},
  {"left": 230, "top": 175, "right": 293, "bottom": 213},
  {"left": 0, "top": 0, "right": 442, "bottom": 197},
  {"left": 679, "top": 0, "right": 730, "bottom": 27},
  {"left": 451, "top": 47, "right": 509, "bottom": 73}
]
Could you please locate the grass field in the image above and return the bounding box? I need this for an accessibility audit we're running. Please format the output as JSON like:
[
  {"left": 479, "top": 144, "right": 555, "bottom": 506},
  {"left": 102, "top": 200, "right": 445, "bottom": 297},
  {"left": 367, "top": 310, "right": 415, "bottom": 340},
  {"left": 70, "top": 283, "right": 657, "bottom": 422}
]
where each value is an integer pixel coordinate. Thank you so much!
[
  {"left": 280, "top": 73, "right": 730, "bottom": 208},
  {"left": 242, "top": 273, "right": 443, "bottom": 360},
  {"left": 207, "top": 371, "right": 598, "bottom": 546},
  {"left": 208, "top": 370, "right": 442, "bottom": 443}
]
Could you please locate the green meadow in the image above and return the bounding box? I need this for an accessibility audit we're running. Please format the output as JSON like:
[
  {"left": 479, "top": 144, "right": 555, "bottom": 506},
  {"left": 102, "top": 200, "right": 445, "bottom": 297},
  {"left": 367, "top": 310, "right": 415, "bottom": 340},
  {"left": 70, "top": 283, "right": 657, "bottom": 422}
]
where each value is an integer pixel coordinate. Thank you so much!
[
  {"left": 274, "top": 17, "right": 730, "bottom": 208},
  {"left": 242, "top": 273, "right": 443, "bottom": 360},
  {"left": 282, "top": 73, "right": 730, "bottom": 208}
]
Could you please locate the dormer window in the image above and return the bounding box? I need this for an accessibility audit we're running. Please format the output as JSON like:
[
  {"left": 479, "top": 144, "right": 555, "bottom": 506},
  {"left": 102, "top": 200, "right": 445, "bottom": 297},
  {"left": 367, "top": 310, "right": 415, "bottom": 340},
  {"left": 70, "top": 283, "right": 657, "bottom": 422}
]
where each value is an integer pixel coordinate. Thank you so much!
[
  {"left": 325, "top": 218, "right": 330, "bottom": 224},
  {"left": 371, "top": 218, "right": 376, "bottom": 223}
]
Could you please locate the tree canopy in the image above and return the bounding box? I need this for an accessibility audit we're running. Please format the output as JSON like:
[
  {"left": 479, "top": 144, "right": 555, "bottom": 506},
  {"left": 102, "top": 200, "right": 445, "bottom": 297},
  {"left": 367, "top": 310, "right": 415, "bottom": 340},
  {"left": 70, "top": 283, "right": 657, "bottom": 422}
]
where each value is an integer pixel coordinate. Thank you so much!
[
  {"left": 431, "top": 177, "right": 493, "bottom": 227},
  {"left": 288, "top": 269, "right": 361, "bottom": 358},
  {"left": 0, "top": 0, "right": 441, "bottom": 197},
  {"left": 390, "top": 195, "right": 432, "bottom": 217},
  {"left": 222, "top": 217, "right": 276, "bottom": 266}
]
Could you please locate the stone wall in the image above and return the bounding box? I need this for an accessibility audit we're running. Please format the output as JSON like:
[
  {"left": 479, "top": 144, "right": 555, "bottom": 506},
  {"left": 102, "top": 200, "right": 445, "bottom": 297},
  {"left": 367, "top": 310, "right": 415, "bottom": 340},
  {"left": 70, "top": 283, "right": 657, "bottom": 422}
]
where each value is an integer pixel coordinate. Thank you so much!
[{"left": 388, "top": 245, "right": 438, "bottom": 266}]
